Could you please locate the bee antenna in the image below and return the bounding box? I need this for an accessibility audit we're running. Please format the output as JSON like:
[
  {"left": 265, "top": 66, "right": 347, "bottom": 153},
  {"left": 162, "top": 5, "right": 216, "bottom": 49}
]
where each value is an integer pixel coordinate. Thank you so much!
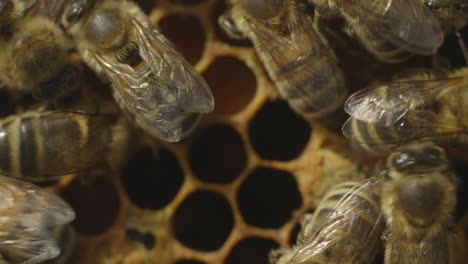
[{"left": 456, "top": 32, "right": 468, "bottom": 65}]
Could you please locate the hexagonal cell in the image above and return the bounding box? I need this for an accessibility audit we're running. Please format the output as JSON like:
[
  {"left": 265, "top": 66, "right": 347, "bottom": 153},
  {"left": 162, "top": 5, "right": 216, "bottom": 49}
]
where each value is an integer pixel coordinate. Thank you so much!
[
  {"left": 158, "top": 14, "right": 205, "bottom": 66},
  {"left": 126, "top": 228, "right": 156, "bottom": 249},
  {"left": 238, "top": 167, "right": 302, "bottom": 228},
  {"left": 202, "top": 56, "right": 256, "bottom": 114},
  {"left": 62, "top": 177, "right": 120, "bottom": 235},
  {"left": 122, "top": 147, "right": 184, "bottom": 210},
  {"left": 225, "top": 237, "right": 279, "bottom": 264},
  {"left": 249, "top": 100, "right": 311, "bottom": 161},
  {"left": 172, "top": 190, "right": 234, "bottom": 251},
  {"left": 189, "top": 124, "right": 246, "bottom": 184},
  {"left": 169, "top": 0, "right": 204, "bottom": 5},
  {"left": 213, "top": 0, "right": 253, "bottom": 47}
]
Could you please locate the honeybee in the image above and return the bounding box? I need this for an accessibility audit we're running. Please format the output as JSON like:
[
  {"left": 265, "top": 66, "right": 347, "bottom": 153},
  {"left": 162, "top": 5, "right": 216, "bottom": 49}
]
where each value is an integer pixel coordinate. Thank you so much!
[
  {"left": 381, "top": 141, "right": 457, "bottom": 263},
  {"left": 342, "top": 67, "right": 468, "bottom": 153},
  {"left": 0, "top": 15, "right": 81, "bottom": 106},
  {"left": 270, "top": 179, "right": 384, "bottom": 264},
  {"left": 218, "top": 0, "right": 347, "bottom": 120},
  {"left": 308, "top": 0, "right": 444, "bottom": 63},
  {"left": 0, "top": 176, "right": 75, "bottom": 264},
  {"left": 60, "top": 0, "right": 214, "bottom": 142},
  {"left": 0, "top": 109, "right": 129, "bottom": 182}
]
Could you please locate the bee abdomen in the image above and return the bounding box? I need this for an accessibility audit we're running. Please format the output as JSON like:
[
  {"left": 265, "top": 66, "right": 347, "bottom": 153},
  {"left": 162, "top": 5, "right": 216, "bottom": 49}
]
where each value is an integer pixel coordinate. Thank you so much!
[
  {"left": 0, "top": 112, "right": 111, "bottom": 181},
  {"left": 275, "top": 48, "right": 346, "bottom": 119}
]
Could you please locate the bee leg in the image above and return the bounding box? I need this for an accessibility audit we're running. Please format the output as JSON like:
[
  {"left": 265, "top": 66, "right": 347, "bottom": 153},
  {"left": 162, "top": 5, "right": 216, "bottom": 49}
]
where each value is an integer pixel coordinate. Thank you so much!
[{"left": 218, "top": 10, "right": 245, "bottom": 40}]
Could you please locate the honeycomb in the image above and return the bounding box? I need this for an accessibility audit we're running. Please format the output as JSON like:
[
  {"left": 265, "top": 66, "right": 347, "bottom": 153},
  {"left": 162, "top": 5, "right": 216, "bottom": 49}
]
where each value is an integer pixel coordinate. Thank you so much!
[{"left": 2, "top": 0, "right": 468, "bottom": 264}]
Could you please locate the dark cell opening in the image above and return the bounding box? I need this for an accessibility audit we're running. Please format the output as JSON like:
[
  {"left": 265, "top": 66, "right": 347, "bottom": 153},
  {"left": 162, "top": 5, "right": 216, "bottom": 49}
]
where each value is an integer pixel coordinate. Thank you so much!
[
  {"left": 172, "top": 190, "right": 234, "bottom": 251},
  {"left": 225, "top": 237, "right": 279, "bottom": 264},
  {"left": 158, "top": 14, "right": 205, "bottom": 65},
  {"left": 126, "top": 228, "right": 156, "bottom": 249},
  {"left": 174, "top": 260, "right": 206, "bottom": 264},
  {"left": 238, "top": 167, "right": 302, "bottom": 228},
  {"left": 438, "top": 26, "right": 468, "bottom": 69},
  {"left": 134, "top": 0, "right": 156, "bottom": 14},
  {"left": 451, "top": 160, "right": 468, "bottom": 222},
  {"left": 213, "top": 0, "right": 253, "bottom": 47},
  {"left": 122, "top": 147, "right": 184, "bottom": 210},
  {"left": 249, "top": 100, "right": 311, "bottom": 161},
  {"left": 62, "top": 177, "right": 120, "bottom": 235},
  {"left": 189, "top": 124, "right": 246, "bottom": 183},
  {"left": 169, "top": 0, "right": 203, "bottom": 5},
  {"left": 202, "top": 56, "right": 256, "bottom": 114}
]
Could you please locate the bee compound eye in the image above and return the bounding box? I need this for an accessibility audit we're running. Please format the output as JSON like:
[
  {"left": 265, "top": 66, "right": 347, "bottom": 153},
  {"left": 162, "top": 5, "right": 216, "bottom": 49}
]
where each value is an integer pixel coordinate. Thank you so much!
[
  {"left": 65, "top": 0, "right": 89, "bottom": 26},
  {"left": 242, "top": 0, "right": 284, "bottom": 20}
]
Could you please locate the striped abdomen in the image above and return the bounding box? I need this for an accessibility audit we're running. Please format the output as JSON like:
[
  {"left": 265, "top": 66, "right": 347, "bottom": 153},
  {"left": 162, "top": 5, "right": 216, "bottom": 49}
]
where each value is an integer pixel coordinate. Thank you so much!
[
  {"left": 0, "top": 111, "right": 113, "bottom": 181},
  {"left": 274, "top": 32, "right": 347, "bottom": 120},
  {"left": 297, "top": 180, "right": 384, "bottom": 264}
]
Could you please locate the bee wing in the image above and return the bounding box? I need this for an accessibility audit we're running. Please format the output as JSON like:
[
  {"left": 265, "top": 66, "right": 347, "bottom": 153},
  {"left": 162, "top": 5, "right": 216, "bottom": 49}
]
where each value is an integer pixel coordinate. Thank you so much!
[
  {"left": 0, "top": 176, "right": 75, "bottom": 261},
  {"left": 93, "top": 53, "right": 188, "bottom": 142},
  {"left": 245, "top": 13, "right": 345, "bottom": 111},
  {"left": 343, "top": 77, "right": 466, "bottom": 147},
  {"left": 289, "top": 180, "right": 384, "bottom": 264},
  {"left": 346, "top": 0, "right": 443, "bottom": 54},
  {"left": 131, "top": 19, "right": 214, "bottom": 113}
]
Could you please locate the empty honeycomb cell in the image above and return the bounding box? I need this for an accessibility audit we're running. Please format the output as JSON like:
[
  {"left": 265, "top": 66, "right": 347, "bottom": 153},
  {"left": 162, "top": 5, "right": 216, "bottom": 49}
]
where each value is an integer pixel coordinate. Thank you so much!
[
  {"left": 213, "top": 0, "right": 253, "bottom": 47},
  {"left": 174, "top": 260, "right": 206, "bottom": 264},
  {"left": 202, "top": 56, "right": 256, "bottom": 114},
  {"left": 62, "top": 177, "right": 120, "bottom": 235},
  {"left": 169, "top": 0, "right": 204, "bottom": 5},
  {"left": 172, "top": 190, "right": 234, "bottom": 251},
  {"left": 126, "top": 228, "right": 156, "bottom": 249},
  {"left": 249, "top": 100, "right": 311, "bottom": 161},
  {"left": 238, "top": 167, "right": 302, "bottom": 228},
  {"left": 158, "top": 15, "right": 205, "bottom": 66},
  {"left": 122, "top": 147, "right": 184, "bottom": 210},
  {"left": 188, "top": 124, "right": 246, "bottom": 183},
  {"left": 225, "top": 237, "right": 279, "bottom": 264},
  {"left": 452, "top": 161, "right": 468, "bottom": 222}
]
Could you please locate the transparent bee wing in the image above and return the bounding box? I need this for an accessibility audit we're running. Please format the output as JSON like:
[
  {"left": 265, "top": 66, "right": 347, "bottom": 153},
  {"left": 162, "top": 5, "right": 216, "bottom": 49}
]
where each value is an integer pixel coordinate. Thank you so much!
[
  {"left": 343, "top": 76, "right": 467, "bottom": 147},
  {"left": 289, "top": 179, "right": 384, "bottom": 264},
  {"left": 345, "top": 0, "right": 443, "bottom": 54},
  {"left": 132, "top": 18, "right": 214, "bottom": 114},
  {"left": 0, "top": 176, "right": 74, "bottom": 263},
  {"left": 92, "top": 53, "right": 186, "bottom": 142},
  {"left": 245, "top": 12, "right": 345, "bottom": 115}
]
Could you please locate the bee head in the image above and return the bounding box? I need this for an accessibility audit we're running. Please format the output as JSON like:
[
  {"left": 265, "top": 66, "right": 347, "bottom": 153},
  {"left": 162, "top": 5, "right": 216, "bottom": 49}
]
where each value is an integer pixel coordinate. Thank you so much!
[{"left": 387, "top": 142, "right": 448, "bottom": 175}]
